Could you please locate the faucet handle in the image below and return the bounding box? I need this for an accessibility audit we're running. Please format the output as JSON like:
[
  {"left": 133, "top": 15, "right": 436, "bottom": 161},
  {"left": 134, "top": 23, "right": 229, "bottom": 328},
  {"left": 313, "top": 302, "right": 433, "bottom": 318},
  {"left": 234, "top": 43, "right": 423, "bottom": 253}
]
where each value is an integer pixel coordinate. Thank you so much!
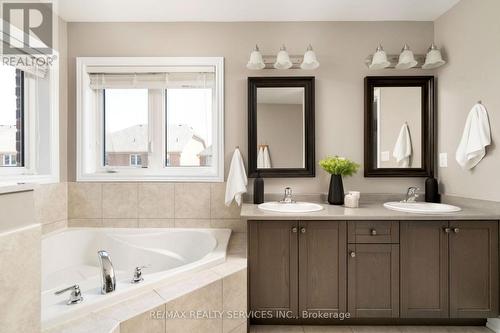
[
  {"left": 55, "top": 284, "right": 84, "bottom": 305},
  {"left": 131, "top": 265, "right": 150, "bottom": 284}
]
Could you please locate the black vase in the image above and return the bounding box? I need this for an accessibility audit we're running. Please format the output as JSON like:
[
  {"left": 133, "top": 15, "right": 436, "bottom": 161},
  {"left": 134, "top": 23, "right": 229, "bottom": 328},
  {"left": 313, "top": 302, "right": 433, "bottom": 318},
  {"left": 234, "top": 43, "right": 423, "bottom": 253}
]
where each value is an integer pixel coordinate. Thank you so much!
[{"left": 328, "top": 174, "right": 344, "bottom": 205}]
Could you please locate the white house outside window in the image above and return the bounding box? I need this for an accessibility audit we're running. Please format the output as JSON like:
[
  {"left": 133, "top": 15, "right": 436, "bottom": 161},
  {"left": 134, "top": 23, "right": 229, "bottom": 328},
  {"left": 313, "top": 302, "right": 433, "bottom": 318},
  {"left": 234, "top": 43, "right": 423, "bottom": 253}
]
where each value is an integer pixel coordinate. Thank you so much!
[{"left": 76, "top": 57, "right": 224, "bottom": 182}]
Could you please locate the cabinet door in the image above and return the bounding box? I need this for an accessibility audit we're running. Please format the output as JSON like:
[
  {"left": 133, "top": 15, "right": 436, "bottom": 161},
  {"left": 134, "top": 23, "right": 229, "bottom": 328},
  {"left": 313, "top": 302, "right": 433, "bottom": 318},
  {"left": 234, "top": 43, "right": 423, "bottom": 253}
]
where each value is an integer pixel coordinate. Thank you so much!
[
  {"left": 299, "top": 221, "right": 347, "bottom": 317},
  {"left": 248, "top": 221, "right": 299, "bottom": 317},
  {"left": 400, "top": 221, "right": 449, "bottom": 318},
  {"left": 348, "top": 243, "right": 399, "bottom": 318},
  {"left": 449, "top": 221, "right": 499, "bottom": 318}
]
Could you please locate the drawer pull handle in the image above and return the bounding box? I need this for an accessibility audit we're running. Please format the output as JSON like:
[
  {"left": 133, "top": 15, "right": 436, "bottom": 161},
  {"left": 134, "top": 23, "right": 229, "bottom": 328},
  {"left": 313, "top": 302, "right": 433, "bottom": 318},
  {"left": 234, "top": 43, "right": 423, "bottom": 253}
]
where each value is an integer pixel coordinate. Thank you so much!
[
  {"left": 453, "top": 227, "right": 460, "bottom": 233},
  {"left": 300, "top": 227, "right": 306, "bottom": 234},
  {"left": 350, "top": 251, "right": 356, "bottom": 258},
  {"left": 292, "top": 227, "right": 298, "bottom": 233},
  {"left": 443, "top": 227, "right": 451, "bottom": 233},
  {"left": 370, "top": 229, "right": 377, "bottom": 236}
]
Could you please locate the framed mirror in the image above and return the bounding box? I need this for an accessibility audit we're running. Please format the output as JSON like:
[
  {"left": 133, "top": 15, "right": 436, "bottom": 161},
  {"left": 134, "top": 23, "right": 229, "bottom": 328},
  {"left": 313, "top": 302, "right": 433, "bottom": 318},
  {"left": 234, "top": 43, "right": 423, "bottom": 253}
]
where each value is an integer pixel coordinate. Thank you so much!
[
  {"left": 364, "top": 76, "right": 435, "bottom": 177},
  {"left": 248, "top": 76, "right": 315, "bottom": 178}
]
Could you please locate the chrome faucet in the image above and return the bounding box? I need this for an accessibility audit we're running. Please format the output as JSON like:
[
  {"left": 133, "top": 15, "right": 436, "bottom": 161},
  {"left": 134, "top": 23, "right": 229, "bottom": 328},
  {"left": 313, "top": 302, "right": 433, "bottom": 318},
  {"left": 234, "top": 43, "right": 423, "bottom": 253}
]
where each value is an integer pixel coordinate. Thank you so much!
[
  {"left": 98, "top": 250, "right": 116, "bottom": 294},
  {"left": 280, "top": 187, "right": 295, "bottom": 204},
  {"left": 403, "top": 187, "right": 420, "bottom": 203},
  {"left": 55, "top": 284, "right": 83, "bottom": 305}
]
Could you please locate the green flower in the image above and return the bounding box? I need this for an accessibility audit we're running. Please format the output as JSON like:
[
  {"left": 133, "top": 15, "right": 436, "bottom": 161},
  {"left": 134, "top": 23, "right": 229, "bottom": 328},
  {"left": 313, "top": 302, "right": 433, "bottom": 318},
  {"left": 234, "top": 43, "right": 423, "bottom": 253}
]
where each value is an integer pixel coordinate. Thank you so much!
[{"left": 319, "top": 156, "right": 360, "bottom": 176}]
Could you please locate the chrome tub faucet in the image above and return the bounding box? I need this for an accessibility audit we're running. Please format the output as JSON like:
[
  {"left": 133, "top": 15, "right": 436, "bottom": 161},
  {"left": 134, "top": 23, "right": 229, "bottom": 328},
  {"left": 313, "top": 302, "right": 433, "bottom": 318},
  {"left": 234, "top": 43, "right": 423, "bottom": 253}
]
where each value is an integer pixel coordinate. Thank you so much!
[{"left": 98, "top": 250, "right": 116, "bottom": 294}]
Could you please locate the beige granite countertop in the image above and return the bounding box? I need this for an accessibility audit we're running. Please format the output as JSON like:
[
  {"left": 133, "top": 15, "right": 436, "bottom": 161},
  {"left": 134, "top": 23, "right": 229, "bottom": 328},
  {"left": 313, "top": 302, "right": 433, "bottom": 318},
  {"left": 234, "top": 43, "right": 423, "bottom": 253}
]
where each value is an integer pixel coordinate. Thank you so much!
[{"left": 240, "top": 195, "right": 500, "bottom": 221}]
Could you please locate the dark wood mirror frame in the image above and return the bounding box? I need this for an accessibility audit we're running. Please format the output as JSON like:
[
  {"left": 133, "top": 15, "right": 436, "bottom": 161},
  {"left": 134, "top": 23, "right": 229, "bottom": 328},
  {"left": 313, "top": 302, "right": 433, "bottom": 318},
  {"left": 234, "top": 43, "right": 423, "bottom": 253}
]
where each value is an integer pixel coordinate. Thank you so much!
[
  {"left": 248, "top": 76, "right": 315, "bottom": 178},
  {"left": 364, "top": 76, "right": 435, "bottom": 177}
]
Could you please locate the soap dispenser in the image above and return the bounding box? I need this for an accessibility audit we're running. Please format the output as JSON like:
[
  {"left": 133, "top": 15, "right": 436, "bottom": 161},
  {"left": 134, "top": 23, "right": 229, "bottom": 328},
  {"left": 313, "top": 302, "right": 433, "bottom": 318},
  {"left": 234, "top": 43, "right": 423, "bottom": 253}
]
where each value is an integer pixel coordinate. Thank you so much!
[
  {"left": 425, "top": 177, "right": 441, "bottom": 203},
  {"left": 253, "top": 171, "right": 264, "bottom": 204}
]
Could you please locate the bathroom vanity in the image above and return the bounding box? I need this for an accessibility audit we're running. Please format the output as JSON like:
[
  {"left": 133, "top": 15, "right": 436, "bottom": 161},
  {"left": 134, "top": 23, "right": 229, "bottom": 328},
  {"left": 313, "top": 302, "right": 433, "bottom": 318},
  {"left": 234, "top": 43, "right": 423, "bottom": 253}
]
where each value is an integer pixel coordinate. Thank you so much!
[{"left": 242, "top": 201, "right": 500, "bottom": 325}]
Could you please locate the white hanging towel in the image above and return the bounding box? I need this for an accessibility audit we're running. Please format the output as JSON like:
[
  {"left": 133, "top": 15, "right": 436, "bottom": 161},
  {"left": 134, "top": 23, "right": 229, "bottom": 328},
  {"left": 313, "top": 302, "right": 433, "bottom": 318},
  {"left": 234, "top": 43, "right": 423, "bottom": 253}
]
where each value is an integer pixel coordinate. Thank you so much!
[
  {"left": 393, "top": 123, "right": 412, "bottom": 167},
  {"left": 455, "top": 103, "right": 491, "bottom": 170},
  {"left": 257, "top": 146, "right": 265, "bottom": 168},
  {"left": 225, "top": 148, "right": 248, "bottom": 207},
  {"left": 263, "top": 146, "right": 272, "bottom": 168}
]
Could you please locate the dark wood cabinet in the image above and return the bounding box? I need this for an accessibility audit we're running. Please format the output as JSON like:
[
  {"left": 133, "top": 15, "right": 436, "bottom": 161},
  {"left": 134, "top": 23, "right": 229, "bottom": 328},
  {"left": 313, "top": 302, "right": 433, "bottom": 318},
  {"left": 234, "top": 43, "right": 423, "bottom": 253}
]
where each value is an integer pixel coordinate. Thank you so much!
[
  {"left": 347, "top": 243, "right": 399, "bottom": 317},
  {"left": 401, "top": 220, "right": 499, "bottom": 319},
  {"left": 400, "top": 221, "right": 449, "bottom": 318},
  {"left": 249, "top": 219, "right": 499, "bottom": 323},
  {"left": 248, "top": 220, "right": 346, "bottom": 321},
  {"left": 299, "top": 221, "right": 347, "bottom": 316},
  {"left": 248, "top": 220, "right": 299, "bottom": 317},
  {"left": 449, "top": 221, "right": 498, "bottom": 318}
]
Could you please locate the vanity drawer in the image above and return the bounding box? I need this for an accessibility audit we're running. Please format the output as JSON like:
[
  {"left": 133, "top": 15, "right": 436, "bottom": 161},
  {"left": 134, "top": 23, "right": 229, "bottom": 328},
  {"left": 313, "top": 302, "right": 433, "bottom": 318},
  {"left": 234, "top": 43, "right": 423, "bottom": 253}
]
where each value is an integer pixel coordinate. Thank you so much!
[{"left": 348, "top": 221, "right": 399, "bottom": 244}]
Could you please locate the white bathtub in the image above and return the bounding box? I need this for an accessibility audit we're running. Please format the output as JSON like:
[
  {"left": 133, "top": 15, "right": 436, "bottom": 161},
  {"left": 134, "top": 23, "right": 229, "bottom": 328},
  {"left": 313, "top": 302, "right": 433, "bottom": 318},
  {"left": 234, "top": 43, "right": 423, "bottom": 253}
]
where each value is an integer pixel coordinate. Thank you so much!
[{"left": 41, "top": 228, "right": 231, "bottom": 329}]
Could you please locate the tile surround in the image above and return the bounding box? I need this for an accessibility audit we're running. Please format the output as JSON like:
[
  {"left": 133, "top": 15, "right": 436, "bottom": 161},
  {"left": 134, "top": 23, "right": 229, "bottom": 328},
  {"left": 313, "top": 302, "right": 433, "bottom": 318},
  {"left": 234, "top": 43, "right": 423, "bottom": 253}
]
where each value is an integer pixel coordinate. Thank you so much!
[
  {"left": 174, "top": 183, "right": 211, "bottom": 218},
  {"left": 65, "top": 182, "right": 244, "bottom": 233},
  {"left": 102, "top": 183, "right": 138, "bottom": 218},
  {"left": 138, "top": 183, "right": 175, "bottom": 218},
  {"left": 0, "top": 224, "right": 41, "bottom": 333},
  {"left": 68, "top": 182, "right": 102, "bottom": 219},
  {"left": 33, "top": 183, "right": 68, "bottom": 234}
]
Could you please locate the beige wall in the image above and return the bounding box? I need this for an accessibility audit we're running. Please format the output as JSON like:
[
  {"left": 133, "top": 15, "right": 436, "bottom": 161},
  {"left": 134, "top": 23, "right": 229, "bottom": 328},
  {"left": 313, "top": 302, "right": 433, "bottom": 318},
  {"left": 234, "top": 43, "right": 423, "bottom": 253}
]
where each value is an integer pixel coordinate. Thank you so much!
[
  {"left": 257, "top": 103, "right": 304, "bottom": 168},
  {"left": 435, "top": 0, "right": 500, "bottom": 201},
  {"left": 66, "top": 21, "right": 434, "bottom": 194}
]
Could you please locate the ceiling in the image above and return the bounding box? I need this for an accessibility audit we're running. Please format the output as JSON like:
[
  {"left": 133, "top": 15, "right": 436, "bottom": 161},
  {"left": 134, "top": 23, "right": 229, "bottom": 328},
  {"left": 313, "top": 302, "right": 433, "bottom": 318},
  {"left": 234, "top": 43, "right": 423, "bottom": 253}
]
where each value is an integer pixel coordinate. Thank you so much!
[{"left": 57, "top": 0, "right": 460, "bottom": 22}]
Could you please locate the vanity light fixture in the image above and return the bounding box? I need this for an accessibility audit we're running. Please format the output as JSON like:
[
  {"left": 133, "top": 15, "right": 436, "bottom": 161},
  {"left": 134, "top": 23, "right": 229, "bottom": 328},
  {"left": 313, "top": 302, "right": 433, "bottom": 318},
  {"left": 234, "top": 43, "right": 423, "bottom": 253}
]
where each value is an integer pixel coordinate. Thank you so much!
[
  {"left": 300, "top": 44, "right": 320, "bottom": 70},
  {"left": 396, "top": 43, "right": 418, "bottom": 70},
  {"left": 274, "top": 45, "right": 293, "bottom": 70},
  {"left": 369, "top": 44, "right": 391, "bottom": 70},
  {"left": 246, "top": 44, "right": 266, "bottom": 70},
  {"left": 422, "top": 43, "right": 446, "bottom": 69}
]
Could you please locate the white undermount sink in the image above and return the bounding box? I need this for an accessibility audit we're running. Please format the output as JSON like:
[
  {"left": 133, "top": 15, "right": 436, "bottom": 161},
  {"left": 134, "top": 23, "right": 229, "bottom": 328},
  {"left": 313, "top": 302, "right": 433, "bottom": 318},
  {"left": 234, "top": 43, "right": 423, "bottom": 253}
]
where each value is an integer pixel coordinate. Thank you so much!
[
  {"left": 383, "top": 201, "right": 461, "bottom": 214},
  {"left": 258, "top": 202, "right": 324, "bottom": 213}
]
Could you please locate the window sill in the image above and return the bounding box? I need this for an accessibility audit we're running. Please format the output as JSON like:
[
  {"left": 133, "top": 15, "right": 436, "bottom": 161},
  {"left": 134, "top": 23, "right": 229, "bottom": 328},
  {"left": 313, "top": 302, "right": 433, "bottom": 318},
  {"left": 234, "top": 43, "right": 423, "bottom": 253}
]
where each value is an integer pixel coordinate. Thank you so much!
[
  {"left": 0, "top": 182, "right": 36, "bottom": 195},
  {"left": 0, "top": 174, "right": 60, "bottom": 193}
]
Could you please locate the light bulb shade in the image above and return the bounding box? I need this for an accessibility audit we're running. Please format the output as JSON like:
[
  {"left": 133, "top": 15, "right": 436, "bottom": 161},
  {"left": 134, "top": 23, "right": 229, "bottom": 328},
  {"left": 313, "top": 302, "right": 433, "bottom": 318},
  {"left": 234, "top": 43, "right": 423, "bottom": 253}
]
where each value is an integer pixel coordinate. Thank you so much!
[
  {"left": 246, "top": 49, "right": 265, "bottom": 70},
  {"left": 274, "top": 48, "right": 292, "bottom": 69},
  {"left": 396, "top": 49, "right": 418, "bottom": 70},
  {"left": 300, "top": 49, "right": 320, "bottom": 69},
  {"left": 369, "top": 47, "right": 390, "bottom": 70},
  {"left": 422, "top": 46, "right": 446, "bottom": 69}
]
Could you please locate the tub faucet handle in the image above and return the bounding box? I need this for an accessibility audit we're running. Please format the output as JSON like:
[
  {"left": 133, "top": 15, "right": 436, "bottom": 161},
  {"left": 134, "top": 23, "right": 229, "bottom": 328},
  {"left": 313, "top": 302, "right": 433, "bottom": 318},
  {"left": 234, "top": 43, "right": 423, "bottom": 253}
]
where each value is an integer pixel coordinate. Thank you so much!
[
  {"left": 131, "top": 265, "right": 149, "bottom": 284},
  {"left": 55, "top": 284, "right": 84, "bottom": 305}
]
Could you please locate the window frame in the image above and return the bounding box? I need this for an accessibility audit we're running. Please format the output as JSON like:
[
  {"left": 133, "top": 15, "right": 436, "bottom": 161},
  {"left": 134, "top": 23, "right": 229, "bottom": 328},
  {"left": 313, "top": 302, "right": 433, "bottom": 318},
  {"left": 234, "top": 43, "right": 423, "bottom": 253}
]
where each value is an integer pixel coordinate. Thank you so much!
[
  {"left": 0, "top": 56, "right": 59, "bottom": 185},
  {"left": 76, "top": 57, "right": 224, "bottom": 182}
]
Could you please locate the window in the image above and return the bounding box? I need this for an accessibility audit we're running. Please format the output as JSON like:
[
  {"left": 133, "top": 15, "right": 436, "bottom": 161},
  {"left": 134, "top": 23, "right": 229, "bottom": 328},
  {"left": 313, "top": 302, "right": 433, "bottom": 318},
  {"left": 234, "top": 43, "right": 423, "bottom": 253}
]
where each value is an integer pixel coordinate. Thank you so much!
[
  {"left": 77, "top": 57, "right": 224, "bottom": 182},
  {"left": 0, "top": 60, "right": 59, "bottom": 184},
  {"left": 104, "top": 89, "right": 149, "bottom": 168},
  {"left": 166, "top": 88, "right": 213, "bottom": 167},
  {"left": 0, "top": 66, "right": 23, "bottom": 168},
  {"left": 129, "top": 154, "right": 142, "bottom": 167},
  {"left": 3, "top": 154, "right": 17, "bottom": 166}
]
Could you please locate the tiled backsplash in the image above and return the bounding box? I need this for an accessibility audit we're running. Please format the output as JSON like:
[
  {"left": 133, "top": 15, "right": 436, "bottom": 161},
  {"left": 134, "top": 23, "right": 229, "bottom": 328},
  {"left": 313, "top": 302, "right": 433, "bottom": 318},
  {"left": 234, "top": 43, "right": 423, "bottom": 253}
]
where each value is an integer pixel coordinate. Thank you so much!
[{"left": 68, "top": 182, "right": 244, "bottom": 232}]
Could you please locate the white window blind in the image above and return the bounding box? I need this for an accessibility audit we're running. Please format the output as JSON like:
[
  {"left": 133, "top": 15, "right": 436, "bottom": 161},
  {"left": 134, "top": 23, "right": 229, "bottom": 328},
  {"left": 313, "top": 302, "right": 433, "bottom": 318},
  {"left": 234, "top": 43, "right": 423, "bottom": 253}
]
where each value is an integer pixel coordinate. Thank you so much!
[{"left": 88, "top": 71, "right": 215, "bottom": 89}]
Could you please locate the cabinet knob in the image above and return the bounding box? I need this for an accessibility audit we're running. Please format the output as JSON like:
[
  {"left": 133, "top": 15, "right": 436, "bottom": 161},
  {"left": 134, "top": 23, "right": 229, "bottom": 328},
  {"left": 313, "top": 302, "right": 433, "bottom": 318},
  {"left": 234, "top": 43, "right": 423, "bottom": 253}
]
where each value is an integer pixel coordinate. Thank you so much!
[
  {"left": 443, "top": 227, "right": 451, "bottom": 233},
  {"left": 291, "top": 227, "right": 298, "bottom": 233},
  {"left": 370, "top": 229, "right": 377, "bottom": 236},
  {"left": 300, "top": 227, "right": 306, "bottom": 234},
  {"left": 350, "top": 251, "right": 356, "bottom": 258},
  {"left": 453, "top": 227, "right": 460, "bottom": 233}
]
